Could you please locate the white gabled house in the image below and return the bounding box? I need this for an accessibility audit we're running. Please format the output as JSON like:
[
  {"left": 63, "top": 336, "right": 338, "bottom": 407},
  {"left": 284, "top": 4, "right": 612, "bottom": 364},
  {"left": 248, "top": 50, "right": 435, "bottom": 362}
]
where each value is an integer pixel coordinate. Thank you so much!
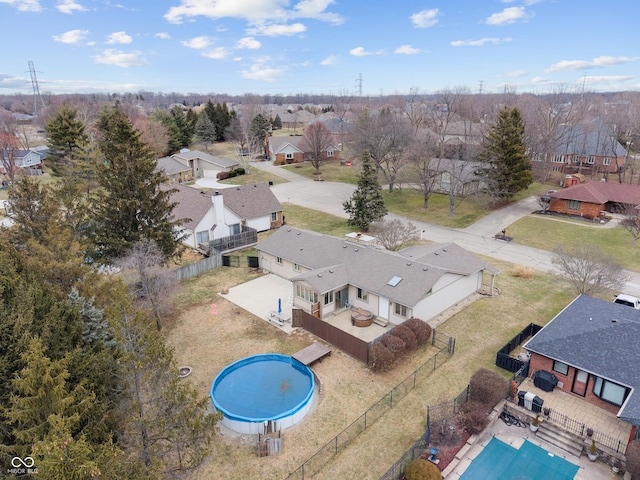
[{"left": 257, "top": 227, "right": 499, "bottom": 326}]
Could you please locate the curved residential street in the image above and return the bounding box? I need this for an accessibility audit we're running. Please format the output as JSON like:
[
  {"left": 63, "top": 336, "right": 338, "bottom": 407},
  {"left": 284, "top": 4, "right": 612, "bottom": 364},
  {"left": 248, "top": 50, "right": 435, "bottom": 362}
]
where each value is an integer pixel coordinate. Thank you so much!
[{"left": 251, "top": 161, "right": 640, "bottom": 297}]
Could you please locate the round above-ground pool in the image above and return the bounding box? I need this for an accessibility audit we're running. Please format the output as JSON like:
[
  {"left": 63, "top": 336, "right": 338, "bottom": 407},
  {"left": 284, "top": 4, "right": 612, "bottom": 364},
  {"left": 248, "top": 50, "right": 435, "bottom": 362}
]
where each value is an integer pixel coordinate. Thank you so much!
[{"left": 211, "top": 354, "right": 316, "bottom": 434}]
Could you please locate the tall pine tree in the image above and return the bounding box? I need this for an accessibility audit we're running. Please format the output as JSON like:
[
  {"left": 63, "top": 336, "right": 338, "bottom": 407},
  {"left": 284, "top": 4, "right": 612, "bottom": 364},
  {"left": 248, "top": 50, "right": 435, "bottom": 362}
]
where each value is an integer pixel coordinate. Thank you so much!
[
  {"left": 343, "top": 150, "right": 387, "bottom": 231},
  {"left": 45, "top": 105, "right": 88, "bottom": 176},
  {"left": 90, "top": 104, "right": 183, "bottom": 261},
  {"left": 479, "top": 107, "right": 532, "bottom": 203}
]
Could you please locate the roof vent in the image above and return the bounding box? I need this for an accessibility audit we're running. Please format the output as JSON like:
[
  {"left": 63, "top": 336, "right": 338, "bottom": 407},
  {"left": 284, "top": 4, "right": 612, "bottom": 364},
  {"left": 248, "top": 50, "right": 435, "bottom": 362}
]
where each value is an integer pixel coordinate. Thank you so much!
[
  {"left": 287, "top": 228, "right": 291, "bottom": 232},
  {"left": 443, "top": 248, "right": 447, "bottom": 252},
  {"left": 317, "top": 273, "right": 322, "bottom": 278},
  {"left": 297, "top": 232, "right": 301, "bottom": 235},
  {"left": 611, "top": 319, "right": 618, "bottom": 323},
  {"left": 434, "top": 252, "right": 439, "bottom": 255},
  {"left": 329, "top": 269, "right": 334, "bottom": 273},
  {"left": 423, "top": 267, "right": 428, "bottom": 271},
  {"left": 354, "top": 248, "right": 359, "bottom": 252},
  {"left": 406, "top": 262, "right": 412, "bottom": 266},
  {"left": 343, "top": 244, "right": 348, "bottom": 248}
]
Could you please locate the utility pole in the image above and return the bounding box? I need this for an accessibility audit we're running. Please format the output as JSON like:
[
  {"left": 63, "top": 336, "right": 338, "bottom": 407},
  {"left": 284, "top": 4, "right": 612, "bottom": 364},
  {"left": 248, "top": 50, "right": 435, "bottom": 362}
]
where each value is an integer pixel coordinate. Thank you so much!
[{"left": 28, "top": 61, "right": 45, "bottom": 118}]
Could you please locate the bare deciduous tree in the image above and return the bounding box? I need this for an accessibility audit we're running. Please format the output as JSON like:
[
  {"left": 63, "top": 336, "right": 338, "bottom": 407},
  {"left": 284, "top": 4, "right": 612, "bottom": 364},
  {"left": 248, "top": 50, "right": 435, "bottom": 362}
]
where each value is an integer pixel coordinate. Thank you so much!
[
  {"left": 300, "top": 120, "right": 335, "bottom": 173},
  {"left": 370, "top": 218, "right": 419, "bottom": 251},
  {"left": 552, "top": 244, "right": 629, "bottom": 295},
  {"left": 621, "top": 203, "right": 640, "bottom": 245},
  {"left": 117, "top": 239, "right": 179, "bottom": 331}
]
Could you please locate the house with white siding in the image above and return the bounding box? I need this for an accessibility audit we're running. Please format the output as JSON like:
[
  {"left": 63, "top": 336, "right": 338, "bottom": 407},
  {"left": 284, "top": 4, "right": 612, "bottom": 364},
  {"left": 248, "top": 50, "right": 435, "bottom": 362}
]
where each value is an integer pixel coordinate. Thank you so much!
[{"left": 257, "top": 227, "right": 499, "bottom": 326}]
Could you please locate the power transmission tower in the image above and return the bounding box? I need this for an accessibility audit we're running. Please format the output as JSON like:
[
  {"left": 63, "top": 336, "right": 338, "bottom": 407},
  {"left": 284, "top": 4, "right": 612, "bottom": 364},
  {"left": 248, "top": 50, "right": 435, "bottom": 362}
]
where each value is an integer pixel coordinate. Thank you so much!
[
  {"left": 355, "top": 73, "right": 363, "bottom": 96},
  {"left": 28, "top": 61, "right": 46, "bottom": 118}
]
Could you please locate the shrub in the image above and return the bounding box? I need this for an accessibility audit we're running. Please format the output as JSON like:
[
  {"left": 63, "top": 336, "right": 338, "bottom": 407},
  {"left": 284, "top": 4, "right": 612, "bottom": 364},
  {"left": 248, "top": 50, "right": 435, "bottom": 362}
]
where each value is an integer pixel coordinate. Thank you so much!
[
  {"left": 235, "top": 167, "right": 246, "bottom": 175},
  {"left": 511, "top": 265, "right": 535, "bottom": 279},
  {"left": 626, "top": 439, "right": 640, "bottom": 479},
  {"left": 404, "top": 318, "right": 432, "bottom": 345},
  {"left": 404, "top": 459, "right": 442, "bottom": 480},
  {"left": 370, "top": 343, "right": 394, "bottom": 372},
  {"left": 216, "top": 171, "right": 229, "bottom": 180},
  {"left": 460, "top": 402, "right": 489, "bottom": 435},
  {"left": 227, "top": 170, "right": 237, "bottom": 178},
  {"left": 469, "top": 368, "right": 509, "bottom": 409},
  {"left": 393, "top": 324, "right": 418, "bottom": 351},
  {"left": 382, "top": 334, "right": 405, "bottom": 355}
]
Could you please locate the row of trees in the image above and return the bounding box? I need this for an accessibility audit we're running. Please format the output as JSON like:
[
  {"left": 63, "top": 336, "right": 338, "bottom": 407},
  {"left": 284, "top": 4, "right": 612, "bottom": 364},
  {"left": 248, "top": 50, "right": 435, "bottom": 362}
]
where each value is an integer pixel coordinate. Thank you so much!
[{"left": 1, "top": 103, "right": 219, "bottom": 477}]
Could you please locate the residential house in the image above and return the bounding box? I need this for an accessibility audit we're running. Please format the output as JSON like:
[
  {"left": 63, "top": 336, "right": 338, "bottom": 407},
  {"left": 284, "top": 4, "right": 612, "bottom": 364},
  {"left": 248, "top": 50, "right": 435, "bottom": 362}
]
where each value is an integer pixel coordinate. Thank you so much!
[
  {"left": 524, "top": 295, "right": 640, "bottom": 437},
  {"left": 1, "top": 148, "right": 44, "bottom": 175},
  {"left": 548, "top": 181, "right": 640, "bottom": 219},
  {"left": 531, "top": 122, "right": 627, "bottom": 175},
  {"left": 267, "top": 135, "right": 341, "bottom": 165},
  {"left": 257, "top": 227, "right": 499, "bottom": 325},
  {"left": 167, "top": 182, "right": 283, "bottom": 250},
  {"left": 171, "top": 150, "right": 239, "bottom": 179},
  {"left": 425, "top": 158, "right": 487, "bottom": 196},
  {"left": 156, "top": 155, "right": 193, "bottom": 183}
]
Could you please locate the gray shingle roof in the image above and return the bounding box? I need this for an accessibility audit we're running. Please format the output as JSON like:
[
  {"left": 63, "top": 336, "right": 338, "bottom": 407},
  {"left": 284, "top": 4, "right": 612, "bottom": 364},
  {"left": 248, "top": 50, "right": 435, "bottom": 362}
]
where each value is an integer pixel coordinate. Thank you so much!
[
  {"left": 257, "top": 227, "right": 497, "bottom": 306},
  {"left": 399, "top": 242, "right": 500, "bottom": 276},
  {"left": 156, "top": 156, "right": 191, "bottom": 176},
  {"left": 172, "top": 150, "right": 238, "bottom": 169},
  {"left": 524, "top": 295, "right": 640, "bottom": 423},
  {"left": 216, "top": 183, "right": 282, "bottom": 220},
  {"left": 162, "top": 183, "right": 213, "bottom": 231}
]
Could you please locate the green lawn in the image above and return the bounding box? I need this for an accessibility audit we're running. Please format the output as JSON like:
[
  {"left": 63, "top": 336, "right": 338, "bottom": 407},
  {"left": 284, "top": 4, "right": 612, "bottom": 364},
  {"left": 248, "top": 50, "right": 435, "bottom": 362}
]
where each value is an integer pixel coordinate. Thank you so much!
[
  {"left": 507, "top": 215, "right": 640, "bottom": 271},
  {"left": 215, "top": 167, "right": 287, "bottom": 187},
  {"left": 282, "top": 160, "right": 361, "bottom": 184},
  {"left": 282, "top": 203, "right": 353, "bottom": 237}
]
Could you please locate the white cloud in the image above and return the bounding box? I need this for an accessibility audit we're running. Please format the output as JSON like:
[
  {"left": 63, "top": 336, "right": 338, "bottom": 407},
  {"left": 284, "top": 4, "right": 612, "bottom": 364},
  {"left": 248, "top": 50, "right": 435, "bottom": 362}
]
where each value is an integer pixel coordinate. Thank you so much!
[
  {"left": 410, "top": 8, "right": 439, "bottom": 28},
  {"left": 181, "top": 35, "right": 212, "bottom": 49},
  {"left": 450, "top": 37, "right": 511, "bottom": 47},
  {"left": 164, "top": 0, "right": 343, "bottom": 25},
  {"left": 0, "top": 74, "right": 28, "bottom": 89},
  {"left": 546, "top": 56, "right": 640, "bottom": 73},
  {"left": 350, "top": 47, "right": 372, "bottom": 57},
  {"left": 506, "top": 69, "right": 528, "bottom": 77},
  {"left": 52, "top": 29, "right": 90, "bottom": 45},
  {"left": 93, "top": 49, "right": 147, "bottom": 67},
  {"left": 203, "top": 47, "right": 230, "bottom": 59},
  {"left": 236, "top": 37, "right": 261, "bottom": 49},
  {"left": 585, "top": 75, "right": 634, "bottom": 83},
  {"left": 248, "top": 23, "right": 307, "bottom": 36},
  {"left": 155, "top": 32, "right": 171, "bottom": 40},
  {"left": 486, "top": 7, "right": 526, "bottom": 25},
  {"left": 502, "top": 0, "right": 543, "bottom": 4},
  {"left": 530, "top": 76, "right": 549, "bottom": 84},
  {"left": 240, "top": 63, "right": 285, "bottom": 82},
  {"left": 0, "top": 0, "right": 41, "bottom": 12},
  {"left": 106, "top": 31, "right": 132, "bottom": 44},
  {"left": 395, "top": 45, "right": 421, "bottom": 55},
  {"left": 320, "top": 55, "right": 338, "bottom": 65},
  {"left": 56, "top": 0, "right": 86, "bottom": 14}
]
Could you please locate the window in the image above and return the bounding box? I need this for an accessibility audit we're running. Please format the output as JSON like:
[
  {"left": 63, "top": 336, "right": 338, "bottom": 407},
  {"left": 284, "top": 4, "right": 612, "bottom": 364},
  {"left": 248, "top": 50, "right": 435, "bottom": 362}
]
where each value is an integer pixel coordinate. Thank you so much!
[
  {"left": 593, "top": 377, "right": 629, "bottom": 406},
  {"left": 552, "top": 154, "right": 564, "bottom": 163},
  {"left": 326, "top": 149, "right": 334, "bottom": 157},
  {"left": 285, "top": 152, "right": 294, "bottom": 160},
  {"left": 294, "top": 263, "right": 300, "bottom": 272},
  {"left": 587, "top": 156, "right": 595, "bottom": 164},
  {"left": 196, "top": 230, "right": 209, "bottom": 245},
  {"left": 395, "top": 303, "right": 408, "bottom": 317},
  {"left": 230, "top": 223, "right": 240, "bottom": 235},
  {"left": 276, "top": 256, "right": 282, "bottom": 264},
  {"left": 324, "top": 291, "right": 333, "bottom": 305},
  {"left": 603, "top": 157, "right": 611, "bottom": 166},
  {"left": 296, "top": 284, "right": 318, "bottom": 303},
  {"left": 567, "top": 199, "right": 580, "bottom": 210},
  {"left": 357, "top": 288, "right": 368, "bottom": 301},
  {"left": 552, "top": 361, "right": 569, "bottom": 376},
  {"left": 271, "top": 212, "right": 278, "bottom": 222}
]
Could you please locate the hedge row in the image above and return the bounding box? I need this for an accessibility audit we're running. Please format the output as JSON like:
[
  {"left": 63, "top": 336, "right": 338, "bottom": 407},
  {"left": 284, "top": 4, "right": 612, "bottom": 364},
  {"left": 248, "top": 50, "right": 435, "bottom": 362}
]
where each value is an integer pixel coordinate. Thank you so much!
[
  {"left": 216, "top": 167, "right": 246, "bottom": 180},
  {"left": 370, "top": 318, "right": 432, "bottom": 372}
]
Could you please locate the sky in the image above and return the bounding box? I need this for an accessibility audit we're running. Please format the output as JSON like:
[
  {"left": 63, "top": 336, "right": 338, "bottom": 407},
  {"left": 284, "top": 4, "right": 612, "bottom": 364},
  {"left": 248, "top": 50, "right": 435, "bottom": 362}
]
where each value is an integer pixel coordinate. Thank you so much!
[{"left": 1, "top": 0, "right": 640, "bottom": 97}]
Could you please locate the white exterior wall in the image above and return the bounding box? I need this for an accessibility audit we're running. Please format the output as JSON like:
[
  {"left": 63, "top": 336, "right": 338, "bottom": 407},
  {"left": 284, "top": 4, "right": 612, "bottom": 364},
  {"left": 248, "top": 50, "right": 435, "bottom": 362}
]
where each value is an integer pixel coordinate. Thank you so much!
[
  {"left": 347, "top": 286, "right": 379, "bottom": 316},
  {"left": 411, "top": 271, "right": 481, "bottom": 322},
  {"left": 271, "top": 144, "right": 300, "bottom": 162},
  {"left": 246, "top": 216, "right": 271, "bottom": 232},
  {"left": 259, "top": 252, "right": 310, "bottom": 280}
]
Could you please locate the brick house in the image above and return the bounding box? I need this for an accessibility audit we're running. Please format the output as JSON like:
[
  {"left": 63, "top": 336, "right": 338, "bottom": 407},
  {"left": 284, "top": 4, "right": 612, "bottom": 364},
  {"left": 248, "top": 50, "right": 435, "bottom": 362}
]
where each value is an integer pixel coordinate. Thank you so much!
[
  {"left": 524, "top": 295, "right": 640, "bottom": 439},
  {"left": 548, "top": 181, "right": 640, "bottom": 220},
  {"left": 267, "top": 135, "right": 341, "bottom": 165}
]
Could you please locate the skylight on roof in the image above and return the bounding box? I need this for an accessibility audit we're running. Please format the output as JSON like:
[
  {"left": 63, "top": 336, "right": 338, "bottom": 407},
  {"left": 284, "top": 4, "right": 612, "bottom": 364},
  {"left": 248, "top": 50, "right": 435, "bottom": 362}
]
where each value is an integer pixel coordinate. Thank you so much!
[{"left": 387, "top": 276, "right": 402, "bottom": 287}]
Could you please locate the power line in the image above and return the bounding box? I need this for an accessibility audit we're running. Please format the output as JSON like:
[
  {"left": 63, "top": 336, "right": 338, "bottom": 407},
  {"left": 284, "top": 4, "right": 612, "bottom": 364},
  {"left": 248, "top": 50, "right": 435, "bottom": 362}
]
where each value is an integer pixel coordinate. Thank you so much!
[
  {"left": 355, "top": 73, "right": 363, "bottom": 96},
  {"left": 28, "top": 61, "right": 45, "bottom": 118}
]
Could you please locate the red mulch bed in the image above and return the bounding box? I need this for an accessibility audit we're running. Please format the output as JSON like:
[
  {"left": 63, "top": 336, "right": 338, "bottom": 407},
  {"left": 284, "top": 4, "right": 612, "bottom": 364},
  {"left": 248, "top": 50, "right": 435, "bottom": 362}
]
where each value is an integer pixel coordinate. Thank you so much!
[{"left": 421, "top": 416, "right": 470, "bottom": 473}]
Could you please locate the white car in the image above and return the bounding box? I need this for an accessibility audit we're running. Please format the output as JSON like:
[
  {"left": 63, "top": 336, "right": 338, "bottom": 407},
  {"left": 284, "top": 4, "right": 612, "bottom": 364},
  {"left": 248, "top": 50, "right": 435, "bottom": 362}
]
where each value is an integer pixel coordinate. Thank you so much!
[{"left": 614, "top": 294, "right": 640, "bottom": 310}]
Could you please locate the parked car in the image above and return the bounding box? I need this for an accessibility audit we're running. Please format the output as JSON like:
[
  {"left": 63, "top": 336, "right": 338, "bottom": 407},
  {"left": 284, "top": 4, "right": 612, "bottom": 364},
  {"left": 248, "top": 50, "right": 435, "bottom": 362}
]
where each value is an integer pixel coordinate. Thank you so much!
[{"left": 614, "top": 294, "right": 640, "bottom": 309}]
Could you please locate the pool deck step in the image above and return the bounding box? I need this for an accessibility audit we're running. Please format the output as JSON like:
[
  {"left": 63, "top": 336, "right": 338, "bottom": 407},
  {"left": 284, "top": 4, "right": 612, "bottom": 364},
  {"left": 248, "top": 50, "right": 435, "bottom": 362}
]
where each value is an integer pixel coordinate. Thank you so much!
[{"left": 535, "top": 420, "right": 584, "bottom": 457}]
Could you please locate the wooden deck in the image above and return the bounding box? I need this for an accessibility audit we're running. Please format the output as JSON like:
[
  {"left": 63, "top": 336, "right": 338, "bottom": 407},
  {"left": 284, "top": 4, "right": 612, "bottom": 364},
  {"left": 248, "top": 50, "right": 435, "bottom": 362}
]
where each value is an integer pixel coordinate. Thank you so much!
[{"left": 292, "top": 342, "right": 331, "bottom": 366}]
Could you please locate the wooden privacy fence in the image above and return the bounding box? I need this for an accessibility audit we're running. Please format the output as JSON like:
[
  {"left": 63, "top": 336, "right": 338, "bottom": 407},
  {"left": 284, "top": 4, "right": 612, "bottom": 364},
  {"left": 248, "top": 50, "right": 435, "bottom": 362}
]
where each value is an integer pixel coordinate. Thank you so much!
[
  {"left": 495, "top": 323, "right": 542, "bottom": 373},
  {"left": 222, "top": 255, "right": 259, "bottom": 268},
  {"left": 173, "top": 253, "right": 222, "bottom": 281}
]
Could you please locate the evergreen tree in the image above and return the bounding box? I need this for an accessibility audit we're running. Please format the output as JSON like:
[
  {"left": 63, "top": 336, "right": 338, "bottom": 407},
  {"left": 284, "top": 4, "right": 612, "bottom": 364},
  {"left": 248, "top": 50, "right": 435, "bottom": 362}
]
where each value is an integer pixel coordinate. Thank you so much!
[
  {"left": 45, "top": 105, "right": 88, "bottom": 176},
  {"left": 194, "top": 113, "right": 216, "bottom": 151},
  {"left": 206, "top": 102, "right": 234, "bottom": 141},
  {"left": 153, "top": 110, "right": 183, "bottom": 154},
  {"left": 478, "top": 106, "right": 532, "bottom": 202},
  {"left": 91, "top": 105, "right": 183, "bottom": 261},
  {"left": 273, "top": 113, "right": 282, "bottom": 130},
  {"left": 343, "top": 151, "right": 387, "bottom": 231},
  {"left": 7, "top": 176, "right": 61, "bottom": 245},
  {"left": 249, "top": 113, "right": 271, "bottom": 155}
]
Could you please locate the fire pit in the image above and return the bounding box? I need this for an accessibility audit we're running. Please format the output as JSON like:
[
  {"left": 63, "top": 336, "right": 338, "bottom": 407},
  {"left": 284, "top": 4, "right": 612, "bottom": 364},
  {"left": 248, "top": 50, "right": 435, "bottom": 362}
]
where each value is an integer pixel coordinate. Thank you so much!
[{"left": 351, "top": 308, "right": 374, "bottom": 327}]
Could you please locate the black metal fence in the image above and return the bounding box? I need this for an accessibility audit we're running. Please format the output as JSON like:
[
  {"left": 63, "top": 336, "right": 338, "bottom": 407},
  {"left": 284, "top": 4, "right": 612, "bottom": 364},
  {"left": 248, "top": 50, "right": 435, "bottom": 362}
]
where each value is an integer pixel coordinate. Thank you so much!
[
  {"left": 495, "top": 323, "right": 541, "bottom": 372},
  {"left": 378, "top": 386, "right": 471, "bottom": 480},
  {"left": 222, "top": 255, "right": 259, "bottom": 268},
  {"left": 284, "top": 334, "right": 455, "bottom": 480}
]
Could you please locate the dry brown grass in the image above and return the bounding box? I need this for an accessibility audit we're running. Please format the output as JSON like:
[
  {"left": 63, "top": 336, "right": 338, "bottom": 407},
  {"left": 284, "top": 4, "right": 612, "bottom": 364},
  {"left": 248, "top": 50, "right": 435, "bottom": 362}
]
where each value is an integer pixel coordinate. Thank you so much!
[
  {"left": 510, "top": 265, "right": 535, "bottom": 279},
  {"left": 164, "top": 256, "right": 575, "bottom": 479}
]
